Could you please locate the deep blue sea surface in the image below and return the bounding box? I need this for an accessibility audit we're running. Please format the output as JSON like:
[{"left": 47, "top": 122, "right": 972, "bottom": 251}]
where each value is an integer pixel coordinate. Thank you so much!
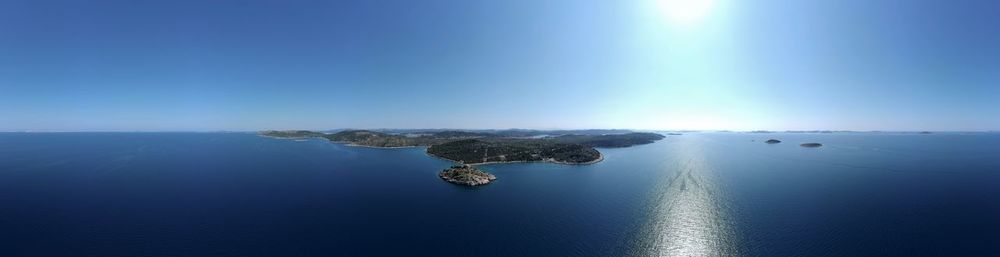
[{"left": 1, "top": 132, "right": 999, "bottom": 256}]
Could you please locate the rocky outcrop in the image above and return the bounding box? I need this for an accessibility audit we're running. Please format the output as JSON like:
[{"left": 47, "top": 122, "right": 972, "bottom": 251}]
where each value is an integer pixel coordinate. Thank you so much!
[{"left": 439, "top": 165, "right": 496, "bottom": 186}]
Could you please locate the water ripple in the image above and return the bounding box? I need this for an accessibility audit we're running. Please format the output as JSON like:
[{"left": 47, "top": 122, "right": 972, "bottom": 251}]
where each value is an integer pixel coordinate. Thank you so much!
[{"left": 628, "top": 137, "right": 738, "bottom": 256}]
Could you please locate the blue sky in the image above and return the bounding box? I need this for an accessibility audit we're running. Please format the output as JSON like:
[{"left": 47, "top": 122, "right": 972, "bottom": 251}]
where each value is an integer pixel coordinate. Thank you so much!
[{"left": 1, "top": 0, "right": 997, "bottom": 131}]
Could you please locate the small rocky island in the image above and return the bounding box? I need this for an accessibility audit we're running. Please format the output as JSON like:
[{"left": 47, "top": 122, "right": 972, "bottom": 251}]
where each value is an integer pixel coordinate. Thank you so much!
[
  {"left": 765, "top": 139, "right": 782, "bottom": 144},
  {"left": 800, "top": 143, "right": 823, "bottom": 148},
  {"left": 439, "top": 165, "right": 497, "bottom": 186}
]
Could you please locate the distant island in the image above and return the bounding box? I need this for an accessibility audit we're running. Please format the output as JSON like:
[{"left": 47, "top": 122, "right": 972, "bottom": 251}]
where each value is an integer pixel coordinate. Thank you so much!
[
  {"left": 261, "top": 129, "right": 665, "bottom": 186},
  {"left": 765, "top": 139, "right": 782, "bottom": 144},
  {"left": 259, "top": 130, "right": 326, "bottom": 139},
  {"left": 800, "top": 143, "right": 823, "bottom": 148}
]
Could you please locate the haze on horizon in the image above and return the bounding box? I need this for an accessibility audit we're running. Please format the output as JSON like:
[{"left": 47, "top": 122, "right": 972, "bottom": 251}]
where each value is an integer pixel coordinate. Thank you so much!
[{"left": 1, "top": 0, "right": 998, "bottom": 132}]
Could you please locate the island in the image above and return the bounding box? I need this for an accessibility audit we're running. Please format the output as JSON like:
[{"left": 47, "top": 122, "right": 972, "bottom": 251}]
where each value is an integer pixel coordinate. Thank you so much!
[
  {"left": 765, "top": 139, "right": 782, "bottom": 144},
  {"left": 439, "top": 165, "right": 497, "bottom": 186},
  {"left": 263, "top": 129, "right": 663, "bottom": 165},
  {"left": 261, "top": 129, "right": 666, "bottom": 186},
  {"left": 800, "top": 143, "right": 823, "bottom": 148},
  {"left": 260, "top": 130, "right": 325, "bottom": 139},
  {"left": 427, "top": 139, "right": 604, "bottom": 165}
]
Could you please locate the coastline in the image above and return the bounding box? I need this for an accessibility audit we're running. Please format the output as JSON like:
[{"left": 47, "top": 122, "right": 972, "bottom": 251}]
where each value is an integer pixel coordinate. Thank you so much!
[
  {"left": 259, "top": 134, "right": 318, "bottom": 140},
  {"left": 262, "top": 133, "right": 607, "bottom": 165},
  {"left": 338, "top": 142, "right": 425, "bottom": 149},
  {"left": 548, "top": 152, "right": 605, "bottom": 165},
  {"left": 259, "top": 134, "right": 426, "bottom": 149},
  {"left": 424, "top": 150, "right": 605, "bottom": 166}
]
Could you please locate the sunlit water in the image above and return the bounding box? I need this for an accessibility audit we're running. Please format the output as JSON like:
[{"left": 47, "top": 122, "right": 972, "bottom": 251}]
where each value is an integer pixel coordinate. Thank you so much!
[
  {"left": 1, "top": 132, "right": 998, "bottom": 256},
  {"left": 628, "top": 137, "right": 737, "bottom": 256}
]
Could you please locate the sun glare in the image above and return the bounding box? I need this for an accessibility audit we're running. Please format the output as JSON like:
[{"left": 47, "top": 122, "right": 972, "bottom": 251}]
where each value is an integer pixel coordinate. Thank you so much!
[{"left": 656, "top": 0, "right": 716, "bottom": 26}]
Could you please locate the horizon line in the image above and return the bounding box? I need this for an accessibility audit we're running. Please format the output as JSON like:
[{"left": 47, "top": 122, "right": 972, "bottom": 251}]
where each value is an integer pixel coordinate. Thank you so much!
[{"left": 2, "top": 129, "right": 996, "bottom": 133}]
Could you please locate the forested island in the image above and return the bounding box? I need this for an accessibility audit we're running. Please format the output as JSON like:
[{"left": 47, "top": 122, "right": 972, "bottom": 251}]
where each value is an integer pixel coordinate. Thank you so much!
[
  {"left": 427, "top": 139, "right": 603, "bottom": 165},
  {"left": 261, "top": 129, "right": 665, "bottom": 186},
  {"left": 260, "top": 130, "right": 326, "bottom": 139},
  {"left": 425, "top": 133, "right": 663, "bottom": 165}
]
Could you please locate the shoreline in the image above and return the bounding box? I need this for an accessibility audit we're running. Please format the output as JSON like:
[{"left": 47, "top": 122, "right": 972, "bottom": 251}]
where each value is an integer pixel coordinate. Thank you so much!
[
  {"left": 259, "top": 134, "right": 318, "bottom": 140},
  {"left": 259, "top": 134, "right": 426, "bottom": 149},
  {"left": 262, "top": 133, "right": 606, "bottom": 165},
  {"left": 338, "top": 142, "right": 426, "bottom": 149},
  {"left": 549, "top": 152, "right": 605, "bottom": 165},
  {"left": 424, "top": 150, "right": 604, "bottom": 166}
]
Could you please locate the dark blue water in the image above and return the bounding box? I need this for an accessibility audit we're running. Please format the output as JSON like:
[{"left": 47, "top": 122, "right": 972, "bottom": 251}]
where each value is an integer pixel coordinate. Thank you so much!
[{"left": 1, "top": 132, "right": 998, "bottom": 256}]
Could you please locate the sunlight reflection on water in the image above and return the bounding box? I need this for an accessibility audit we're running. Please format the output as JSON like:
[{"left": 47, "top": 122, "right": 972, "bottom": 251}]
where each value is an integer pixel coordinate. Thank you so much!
[{"left": 633, "top": 137, "right": 737, "bottom": 256}]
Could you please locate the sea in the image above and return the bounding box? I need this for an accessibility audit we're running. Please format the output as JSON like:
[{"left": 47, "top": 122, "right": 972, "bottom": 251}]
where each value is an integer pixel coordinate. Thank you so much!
[{"left": 1, "top": 132, "right": 998, "bottom": 256}]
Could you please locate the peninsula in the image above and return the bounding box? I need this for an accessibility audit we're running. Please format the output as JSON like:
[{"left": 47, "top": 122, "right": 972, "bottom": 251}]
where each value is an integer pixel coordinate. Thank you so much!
[
  {"left": 261, "top": 129, "right": 663, "bottom": 164},
  {"left": 261, "top": 129, "right": 665, "bottom": 186}
]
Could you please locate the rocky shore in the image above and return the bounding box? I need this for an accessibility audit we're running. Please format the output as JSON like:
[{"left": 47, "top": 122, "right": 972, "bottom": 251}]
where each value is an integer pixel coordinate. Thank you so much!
[{"left": 439, "top": 165, "right": 497, "bottom": 186}]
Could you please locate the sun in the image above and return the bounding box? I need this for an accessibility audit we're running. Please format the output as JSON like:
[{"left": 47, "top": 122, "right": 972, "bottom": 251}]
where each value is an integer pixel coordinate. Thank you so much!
[{"left": 656, "top": 0, "right": 717, "bottom": 26}]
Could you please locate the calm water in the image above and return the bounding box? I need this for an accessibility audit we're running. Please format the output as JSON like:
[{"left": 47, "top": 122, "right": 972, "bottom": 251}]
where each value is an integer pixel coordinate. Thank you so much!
[{"left": 1, "top": 132, "right": 999, "bottom": 256}]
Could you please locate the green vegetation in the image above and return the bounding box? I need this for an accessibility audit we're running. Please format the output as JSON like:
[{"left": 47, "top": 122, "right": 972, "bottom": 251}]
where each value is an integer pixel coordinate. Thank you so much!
[
  {"left": 426, "top": 133, "right": 663, "bottom": 164},
  {"left": 262, "top": 130, "right": 664, "bottom": 164},
  {"left": 260, "top": 130, "right": 326, "bottom": 138},
  {"left": 263, "top": 129, "right": 460, "bottom": 147},
  {"left": 549, "top": 132, "right": 665, "bottom": 147},
  {"left": 323, "top": 130, "right": 441, "bottom": 147},
  {"left": 262, "top": 129, "right": 664, "bottom": 185},
  {"left": 428, "top": 139, "right": 602, "bottom": 164},
  {"left": 425, "top": 130, "right": 493, "bottom": 138}
]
